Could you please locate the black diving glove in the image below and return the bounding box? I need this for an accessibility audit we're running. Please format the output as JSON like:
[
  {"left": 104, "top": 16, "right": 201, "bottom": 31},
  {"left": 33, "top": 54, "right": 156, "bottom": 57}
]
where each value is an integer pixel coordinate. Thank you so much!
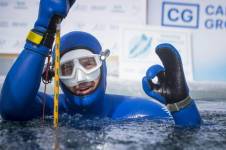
[{"left": 142, "top": 43, "right": 190, "bottom": 110}]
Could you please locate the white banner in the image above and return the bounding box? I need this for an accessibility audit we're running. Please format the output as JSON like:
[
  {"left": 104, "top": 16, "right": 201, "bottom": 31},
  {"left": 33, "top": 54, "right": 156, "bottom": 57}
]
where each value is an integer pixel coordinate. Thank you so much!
[
  {"left": 0, "top": 0, "right": 147, "bottom": 77},
  {"left": 119, "top": 26, "right": 192, "bottom": 81},
  {"left": 62, "top": 0, "right": 147, "bottom": 76},
  {"left": 148, "top": 0, "right": 226, "bottom": 82},
  {"left": 0, "top": 0, "right": 147, "bottom": 54},
  {"left": 0, "top": 0, "right": 39, "bottom": 54}
]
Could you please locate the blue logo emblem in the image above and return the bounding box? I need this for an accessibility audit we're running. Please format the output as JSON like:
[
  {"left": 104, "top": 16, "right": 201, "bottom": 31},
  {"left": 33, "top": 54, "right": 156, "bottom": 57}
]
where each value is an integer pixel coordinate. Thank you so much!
[{"left": 162, "top": 2, "right": 200, "bottom": 28}]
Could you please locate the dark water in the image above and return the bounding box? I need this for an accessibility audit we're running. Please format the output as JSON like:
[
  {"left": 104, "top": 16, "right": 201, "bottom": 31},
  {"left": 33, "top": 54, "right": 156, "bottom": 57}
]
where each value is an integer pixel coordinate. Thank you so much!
[{"left": 0, "top": 99, "right": 226, "bottom": 150}]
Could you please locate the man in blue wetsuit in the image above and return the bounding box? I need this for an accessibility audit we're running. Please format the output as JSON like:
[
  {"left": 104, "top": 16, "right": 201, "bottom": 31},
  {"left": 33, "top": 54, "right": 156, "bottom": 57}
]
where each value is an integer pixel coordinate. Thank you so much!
[{"left": 0, "top": 0, "right": 201, "bottom": 127}]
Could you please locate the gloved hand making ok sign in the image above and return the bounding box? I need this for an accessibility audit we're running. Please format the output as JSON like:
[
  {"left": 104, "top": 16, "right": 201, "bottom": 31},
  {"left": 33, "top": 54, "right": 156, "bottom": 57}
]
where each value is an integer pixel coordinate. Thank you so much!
[{"left": 142, "top": 43, "right": 191, "bottom": 112}]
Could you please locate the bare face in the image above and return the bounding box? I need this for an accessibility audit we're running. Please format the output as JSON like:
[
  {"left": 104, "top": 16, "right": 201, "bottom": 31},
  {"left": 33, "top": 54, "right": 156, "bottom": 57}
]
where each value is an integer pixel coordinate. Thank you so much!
[{"left": 68, "top": 76, "right": 100, "bottom": 96}]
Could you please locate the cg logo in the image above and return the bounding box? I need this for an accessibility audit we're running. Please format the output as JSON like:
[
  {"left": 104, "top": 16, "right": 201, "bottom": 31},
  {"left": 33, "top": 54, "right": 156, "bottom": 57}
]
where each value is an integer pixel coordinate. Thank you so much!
[{"left": 162, "top": 2, "right": 200, "bottom": 28}]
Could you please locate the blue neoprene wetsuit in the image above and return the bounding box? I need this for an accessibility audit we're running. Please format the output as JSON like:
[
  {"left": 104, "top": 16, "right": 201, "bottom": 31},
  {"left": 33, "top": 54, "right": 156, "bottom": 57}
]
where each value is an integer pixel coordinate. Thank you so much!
[{"left": 0, "top": 31, "right": 202, "bottom": 127}]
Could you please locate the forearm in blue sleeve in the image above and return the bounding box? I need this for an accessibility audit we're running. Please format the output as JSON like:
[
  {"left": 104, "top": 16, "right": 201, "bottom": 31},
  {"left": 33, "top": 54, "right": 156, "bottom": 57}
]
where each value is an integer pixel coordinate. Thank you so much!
[
  {"left": 171, "top": 100, "right": 202, "bottom": 127},
  {"left": 0, "top": 42, "right": 50, "bottom": 121}
]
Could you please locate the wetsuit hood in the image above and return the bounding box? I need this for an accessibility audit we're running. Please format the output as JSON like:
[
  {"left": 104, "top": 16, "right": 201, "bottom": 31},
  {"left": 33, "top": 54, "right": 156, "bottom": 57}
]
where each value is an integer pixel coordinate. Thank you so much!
[{"left": 56, "top": 31, "right": 107, "bottom": 107}]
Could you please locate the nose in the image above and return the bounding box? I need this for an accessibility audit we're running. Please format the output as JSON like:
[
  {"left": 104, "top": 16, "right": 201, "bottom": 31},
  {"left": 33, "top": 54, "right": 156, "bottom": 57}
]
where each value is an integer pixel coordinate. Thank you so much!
[{"left": 77, "top": 70, "right": 86, "bottom": 83}]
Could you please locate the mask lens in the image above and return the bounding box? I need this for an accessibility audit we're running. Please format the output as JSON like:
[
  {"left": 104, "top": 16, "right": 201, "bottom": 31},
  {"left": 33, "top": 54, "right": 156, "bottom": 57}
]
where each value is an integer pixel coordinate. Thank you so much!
[
  {"left": 79, "top": 57, "right": 97, "bottom": 70},
  {"left": 61, "top": 60, "right": 74, "bottom": 76}
]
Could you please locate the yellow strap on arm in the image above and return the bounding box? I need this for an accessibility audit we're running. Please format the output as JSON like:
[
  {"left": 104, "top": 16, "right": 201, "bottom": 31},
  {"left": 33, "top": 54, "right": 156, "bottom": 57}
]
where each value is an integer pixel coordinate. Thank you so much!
[{"left": 26, "top": 31, "right": 44, "bottom": 45}]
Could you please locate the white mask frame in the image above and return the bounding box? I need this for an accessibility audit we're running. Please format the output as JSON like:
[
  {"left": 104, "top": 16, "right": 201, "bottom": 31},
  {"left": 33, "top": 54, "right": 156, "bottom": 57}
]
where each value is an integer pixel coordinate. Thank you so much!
[{"left": 59, "top": 49, "right": 110, "bottom": 87}]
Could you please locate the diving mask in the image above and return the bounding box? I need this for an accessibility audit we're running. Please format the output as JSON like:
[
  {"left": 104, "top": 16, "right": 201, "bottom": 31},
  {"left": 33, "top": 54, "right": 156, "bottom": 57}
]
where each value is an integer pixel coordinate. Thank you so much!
[{"left": 60, "top": 49, "right": 110, "bottom": 87}]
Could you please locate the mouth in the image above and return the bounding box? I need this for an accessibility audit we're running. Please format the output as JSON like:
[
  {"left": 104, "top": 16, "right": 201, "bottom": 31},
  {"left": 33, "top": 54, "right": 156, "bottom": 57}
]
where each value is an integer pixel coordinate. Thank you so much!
[{"left": 71, "top": 81, "right": 96, "bottom": 95}]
